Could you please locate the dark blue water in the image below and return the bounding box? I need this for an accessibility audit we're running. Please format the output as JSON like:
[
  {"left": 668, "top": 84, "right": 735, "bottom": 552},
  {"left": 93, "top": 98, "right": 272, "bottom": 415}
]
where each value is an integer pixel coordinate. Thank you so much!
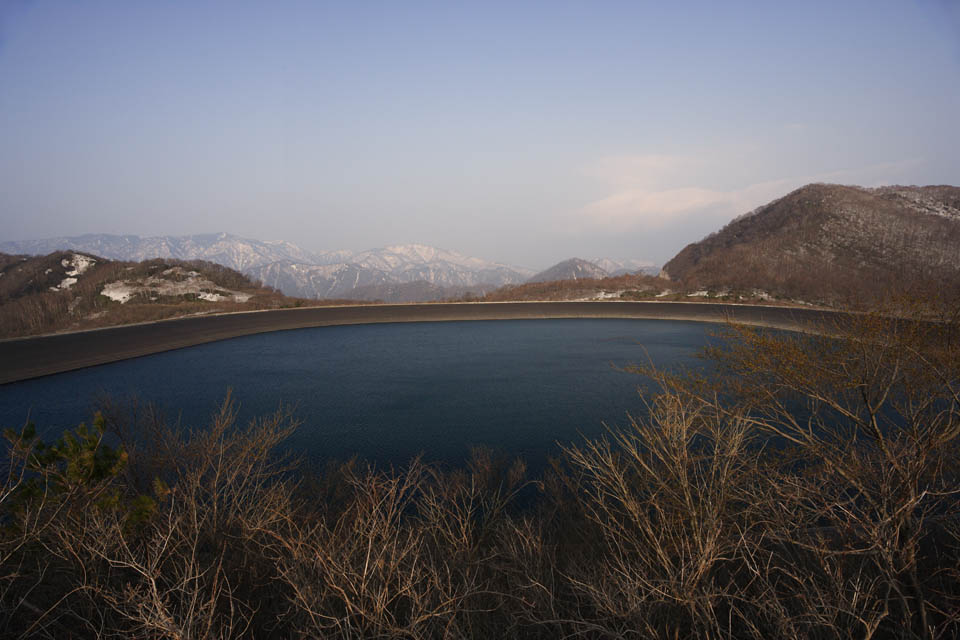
[{"left": 0, "top": 319, "right": 716, "bottom": 470}]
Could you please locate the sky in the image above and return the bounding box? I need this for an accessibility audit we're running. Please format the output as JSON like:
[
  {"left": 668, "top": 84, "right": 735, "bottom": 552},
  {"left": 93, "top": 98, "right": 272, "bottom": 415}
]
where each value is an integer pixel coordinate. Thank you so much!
[{"left": 1, "top": 0, "right": 958, "bottom": 268}]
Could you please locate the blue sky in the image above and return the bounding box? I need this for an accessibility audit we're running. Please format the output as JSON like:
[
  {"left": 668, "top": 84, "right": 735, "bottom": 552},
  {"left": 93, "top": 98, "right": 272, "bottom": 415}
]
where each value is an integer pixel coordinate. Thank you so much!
[{"left": 1, "top": 0, "right": 958, "bottom": 267}]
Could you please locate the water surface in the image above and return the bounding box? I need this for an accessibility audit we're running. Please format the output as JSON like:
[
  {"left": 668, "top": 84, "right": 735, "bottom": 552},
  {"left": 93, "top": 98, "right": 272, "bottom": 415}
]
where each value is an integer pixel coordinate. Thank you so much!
[{"left": 0, "top": 319, "right": 717, "bottom": 470}]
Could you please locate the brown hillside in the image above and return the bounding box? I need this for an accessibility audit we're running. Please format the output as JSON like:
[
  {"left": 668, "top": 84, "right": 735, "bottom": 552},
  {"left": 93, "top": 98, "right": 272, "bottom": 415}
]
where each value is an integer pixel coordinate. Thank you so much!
[
  {"left": 0, "top": 252, "right": 330, "bottom": 338},
  {"left": 482, "top": 273, "right": 667, "bottom": 302},
  {"left": 662, "top": 183, "right": 960, "bottom": 305}
]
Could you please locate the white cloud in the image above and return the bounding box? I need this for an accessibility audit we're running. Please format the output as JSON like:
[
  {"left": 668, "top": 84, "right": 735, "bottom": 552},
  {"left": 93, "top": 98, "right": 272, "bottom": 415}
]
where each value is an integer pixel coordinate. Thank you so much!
[
  {"left": 577, "top": 153, "right": 924, "bottom": 232},
  {"left": 583, "top": 185, "right": 741, "bottom": 229},
  {"left": 582, "top": 154, "right": 694, "bottom": 189}
]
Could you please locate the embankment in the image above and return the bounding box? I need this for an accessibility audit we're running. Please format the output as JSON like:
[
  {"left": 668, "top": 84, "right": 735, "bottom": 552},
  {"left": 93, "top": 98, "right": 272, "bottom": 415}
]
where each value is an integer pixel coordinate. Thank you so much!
[{"left": 0, "top": 301, "right": 843, "bottom": 384}]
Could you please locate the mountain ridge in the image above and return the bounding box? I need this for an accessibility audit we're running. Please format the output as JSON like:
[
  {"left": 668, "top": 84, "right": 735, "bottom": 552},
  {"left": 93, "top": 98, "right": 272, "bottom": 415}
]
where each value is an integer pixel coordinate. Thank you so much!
[
  {"left": 15, "top": 181, "right": 953, "bottom": 306},
  {"left": 662, "top": 183, "right": 960, "bottom": 304},
  {"left": 0, "top": 250, "right": 307, "bottom": 338},
  {"left": 527, "top": 258, "right": 610, "bottom": 284},
  {"left": 0, "top": 235, "right": 542, "bottom": 301}
]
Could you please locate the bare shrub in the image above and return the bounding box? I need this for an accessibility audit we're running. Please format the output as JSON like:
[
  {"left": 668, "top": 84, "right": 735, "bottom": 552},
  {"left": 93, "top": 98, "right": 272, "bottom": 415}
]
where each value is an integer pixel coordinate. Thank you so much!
[
  {"left": 560, "top": 378, "right": 763, "bottom": 638},
  {"left": 0, "top": 395, "right": 300, "bottom": 639},
  {"left": 697, "top": 299, "right": 960, "bottom": 639},
  {"left": 274, "top": 449, "right": 529, "bottom": 639}
]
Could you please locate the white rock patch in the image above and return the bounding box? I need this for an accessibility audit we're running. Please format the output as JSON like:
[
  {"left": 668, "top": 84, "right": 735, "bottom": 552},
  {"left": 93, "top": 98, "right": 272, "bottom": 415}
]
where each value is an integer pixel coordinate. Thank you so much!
[
  {"left": 594, "top": 290, "right": 624, "bottom": 300},
  {"left": 100, "top": 266, "right": 252, "bottom": 304},
  {"left": 63, "top": 254, "right": 96, "bottom": 276},
  {"left": 47, "top": 254, "right": 98, "bottom": 291},
  {"left": 101, "top": 282, "right": 136, "bottom": 303}
]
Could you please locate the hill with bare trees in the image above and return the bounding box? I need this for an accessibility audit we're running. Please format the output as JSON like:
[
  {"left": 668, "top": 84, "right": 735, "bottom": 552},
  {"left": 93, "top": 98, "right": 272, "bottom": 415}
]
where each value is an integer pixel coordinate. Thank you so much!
[
  {"left": 661, "top": 183, "right": 960, "bottom": 305},
  {"left": 0, "top": 252, "right": 324, "bottom": 339}
]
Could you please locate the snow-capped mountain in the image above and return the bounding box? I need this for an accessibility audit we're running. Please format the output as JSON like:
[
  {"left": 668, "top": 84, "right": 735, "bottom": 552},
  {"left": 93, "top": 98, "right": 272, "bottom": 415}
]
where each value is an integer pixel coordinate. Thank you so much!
[
  {"left": 0, "top": 233, "right": 324, "bottom": 273},
  {"left": 247, "top": 261, "right": 395, "bottom": 299},
  {"left": 591, "top": 258, "right": 658, "bottom": 276},
  {"left": 1, "top": 235, "right": 536, "bottom": 300},
  {"left": 527, "top": 258, "right": 610, "bottom": 283},
  {"left": 249, "top": 244, "right": 535, "bottom": 299},
  {"left": 348, "top": 244, "right": 534, "bottom": 288}
]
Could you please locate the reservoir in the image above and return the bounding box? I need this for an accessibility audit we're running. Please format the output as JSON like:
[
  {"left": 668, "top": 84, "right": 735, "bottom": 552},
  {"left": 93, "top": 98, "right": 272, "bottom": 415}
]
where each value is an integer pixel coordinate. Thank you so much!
[{"left": 0, "top": 318, "right": 717, "bottom": 471}]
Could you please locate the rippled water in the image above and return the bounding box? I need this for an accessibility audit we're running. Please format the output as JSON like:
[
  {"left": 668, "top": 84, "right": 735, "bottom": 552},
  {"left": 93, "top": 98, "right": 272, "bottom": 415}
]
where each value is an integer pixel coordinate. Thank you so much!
[{"left": 0, "top": 319, "right": 718, "bottom": 470}]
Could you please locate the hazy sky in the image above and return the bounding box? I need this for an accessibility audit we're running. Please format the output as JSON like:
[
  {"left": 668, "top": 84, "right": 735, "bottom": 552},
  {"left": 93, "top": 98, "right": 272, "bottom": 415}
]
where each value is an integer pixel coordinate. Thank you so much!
[{"left": 1, "top": 1, "right": 958, "bottom": 268}]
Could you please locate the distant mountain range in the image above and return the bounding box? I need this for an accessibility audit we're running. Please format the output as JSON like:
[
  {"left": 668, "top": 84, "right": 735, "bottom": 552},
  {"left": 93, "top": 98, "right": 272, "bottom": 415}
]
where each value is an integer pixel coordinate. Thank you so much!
[
  {"left": 590, "top": 258, "right": 659, "bottom": 277},
  {"left": 0, "top": 234, "right": 656, "bottom": 302},
  {"left": 0, "top": 233, "right": 322, "bottom": 272},
  {"left": 0, "top": 235, "right": 531, "bottom": 300},
  {"left": 662, "top": 183, "right": 960, "bottom": 303},
  {"left": 11, "top": 182, "right": 954, "bottom": 307}
]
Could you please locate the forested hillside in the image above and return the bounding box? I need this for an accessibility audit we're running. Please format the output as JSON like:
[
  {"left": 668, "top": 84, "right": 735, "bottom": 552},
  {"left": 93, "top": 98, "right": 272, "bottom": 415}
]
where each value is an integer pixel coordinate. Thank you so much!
[
  {"left": 0, "top": 252, "right": 317, "bottom": 338},
  {"left": 662, "top": 184, "right": 960, "bottom": 305}
]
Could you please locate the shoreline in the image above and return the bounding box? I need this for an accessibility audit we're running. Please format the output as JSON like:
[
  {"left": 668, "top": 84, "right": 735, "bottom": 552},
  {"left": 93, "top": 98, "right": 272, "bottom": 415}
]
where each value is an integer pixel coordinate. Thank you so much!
[{"left": 0, "top": 301, "right": 844, "bottom": 385}]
